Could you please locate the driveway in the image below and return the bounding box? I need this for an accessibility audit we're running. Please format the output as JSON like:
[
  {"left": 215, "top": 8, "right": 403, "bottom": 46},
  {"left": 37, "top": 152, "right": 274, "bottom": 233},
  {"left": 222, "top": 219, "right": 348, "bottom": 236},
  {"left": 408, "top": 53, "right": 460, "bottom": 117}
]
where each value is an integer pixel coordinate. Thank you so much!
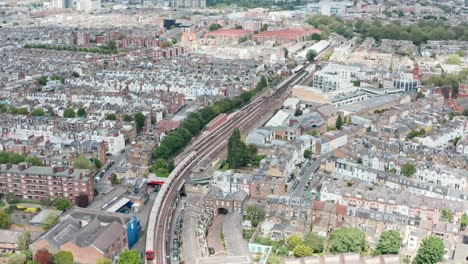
[{"left": 222, "top": 212, "right": 251, "bottom": 259}]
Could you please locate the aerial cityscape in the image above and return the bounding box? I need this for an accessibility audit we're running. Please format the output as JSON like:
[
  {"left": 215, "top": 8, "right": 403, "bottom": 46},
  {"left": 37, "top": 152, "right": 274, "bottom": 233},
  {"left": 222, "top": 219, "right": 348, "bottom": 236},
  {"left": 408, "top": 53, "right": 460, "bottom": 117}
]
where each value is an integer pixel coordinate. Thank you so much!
[{"left": 0, "top": 0, "right": 467, "bottom": 263}]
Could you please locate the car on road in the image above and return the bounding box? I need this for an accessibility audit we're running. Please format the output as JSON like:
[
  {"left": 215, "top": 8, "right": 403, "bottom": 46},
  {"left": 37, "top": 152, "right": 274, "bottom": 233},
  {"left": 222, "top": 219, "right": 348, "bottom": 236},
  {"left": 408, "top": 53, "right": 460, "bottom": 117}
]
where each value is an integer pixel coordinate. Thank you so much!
[
  {"left": 308, "top": 174, "right": 313, "bottom": 180},
  {"left": 303, "top": 185, "right": 309, "bottom": 191},
  {"left": 209, "top": 247, "right": 215, "bottom": 255}
]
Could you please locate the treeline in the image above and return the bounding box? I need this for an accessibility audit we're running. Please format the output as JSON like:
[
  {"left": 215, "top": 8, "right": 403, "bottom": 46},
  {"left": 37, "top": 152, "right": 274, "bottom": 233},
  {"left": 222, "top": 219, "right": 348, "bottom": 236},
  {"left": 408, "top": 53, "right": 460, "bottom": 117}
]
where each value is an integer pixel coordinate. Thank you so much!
[
  {"left": 423, "top": 68, "right": 468, "bottom": 95},
  {"left": 307, "top": 14, "right": 468, "bottom": 44},
  {"left": 0, "top": 151, "right": 44, "bottom": 166},
  {"left": 207, "top": 0, "right": 305, "bottom": 9},
  {"left": 24, "top": 42, "right": 119, "bottom": 54},
  {"left": 150, "top": 76, "right": 269, "bottom": 176}
]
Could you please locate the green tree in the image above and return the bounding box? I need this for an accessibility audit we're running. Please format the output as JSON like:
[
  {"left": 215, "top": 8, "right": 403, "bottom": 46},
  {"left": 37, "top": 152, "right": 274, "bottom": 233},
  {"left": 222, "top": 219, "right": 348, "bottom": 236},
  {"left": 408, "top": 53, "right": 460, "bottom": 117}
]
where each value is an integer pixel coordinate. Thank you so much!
[
  {"left": 21, "top": 250, "right": 33, "bottom": 261},
  {"left": 105, "top": 113, "right": 117, "bottom": 120},
  {"left": 117, "top": 250, "right": 142, "bottom": 264},
  {"left": 303, "top": 149, "right": 312, "bottom": 159},
  {"left": 123, "top": 114, "right": 132, "bottom": 122},
  {"left": 293, "top": 244, "right": 313, "bottom": 257},
  {"left": 357, "top": 157, "right": 363, "bottom": 164},
  {"left": 134, "top": 112, "right": 145, "bottom": 132},
  {"left": 9, "top": 153, "right": 25, "bottom": 164},
  {"left": 414, "top": 236, "right": 444, "bottom": 264},
  {"left": 73, "top": 156, "right": 91, "bottom": 169},
  {"left": 97, "top": 258, "right": 112, "bottom": 264},
  {"left": 8, "top": 106, "right": 18, "bottom": 115},
  {"left": 303, "top": 232, "right": 324, "bottom": 253},
  {"left": 310, "top": 33, "right": 321, "bottom": 41},
  {"left": 6, "top": 192, "right": 19, "bottom": 204},
  {"left": 25, "top": 156, "right": 43, "bottom": 166},
  {"left": 52, "top": 198, "right": 72, "bottom": 211},
  {"left": 41, "top": 212, "right": 59, "bottom": 230},
  {"left": 38, "top": 76, "right": 48, "bottom": 85},
  {"left": 93, "top": 159, "right": 102, "bottom": 169},
  {"left": 375, "top": 230, "right": 402, "bottom": 255},
  {"left": 54, "top": 251, "right": 73, "bottom": 264},
  {"left": 17, "top": 108, "right": 28, "bottom": 115},
  {"left": 306, "top": 50, "right": 317, "bottom": 61},
  {"left": 440, "top": 208, "right": 454, "bottom": 222},
  {"left": 7, "top": 254, "right": 27, "bottom": 264},
  {"left": 328, "top": 227, "right": 366, "bottom": 254},
  {"left": 110, "top": 173, "right": 119, "bottom": 184},
  {"left": 77, "top": 108, "right": 86, "bottom": 118},
  {"left": 227, "top": 128, "right": 250, "bottom": 169},
  {"left": 336, "top": 114, "right": 343, "bottom": 130},
  {"left": 401, "top": 162, "right": 416, "bottom": 177},
  {"left": 31, "top": 108, "right": 45, "bottom": 116},
  {"left": 287, "top": 234, "right": 302, "bottom": 250},
  {"left": 245, "top": 205, "right": 266, "bottom": 227},
  {"left": 63, "top": 108, "right": 76, "bottom": 118},
  {"left": 446, "top": 54, "right": 461, "bottom": 65},
  {"left": 17, "top": 231, "right": 31, "bottom": 251},
  {"left": 461, "top": 213, "right": 468, "bottom": 230},
  {"left": 0, "top": 210, "right": 11, "bottom": 228},
  {"left": 208, "top": 23, "right": 221, "bottom": 31},
  {"left": 0, "top": 151, "right": 9, "bottom": 163}
]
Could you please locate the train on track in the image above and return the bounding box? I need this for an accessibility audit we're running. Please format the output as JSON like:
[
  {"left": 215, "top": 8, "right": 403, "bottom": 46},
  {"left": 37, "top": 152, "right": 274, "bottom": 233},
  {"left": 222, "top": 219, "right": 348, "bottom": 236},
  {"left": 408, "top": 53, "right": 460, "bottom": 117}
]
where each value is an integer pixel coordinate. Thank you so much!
[{"left": 145, "top": 151, "right": 197, "bottom": 261}]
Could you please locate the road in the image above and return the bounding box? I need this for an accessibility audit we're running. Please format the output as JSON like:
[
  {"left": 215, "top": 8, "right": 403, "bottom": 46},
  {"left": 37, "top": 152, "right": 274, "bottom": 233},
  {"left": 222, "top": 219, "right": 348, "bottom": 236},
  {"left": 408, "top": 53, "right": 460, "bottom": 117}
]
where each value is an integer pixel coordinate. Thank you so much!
[
  {"left": 94, "top": 146, "right": 130, "bottom": 194},
  {"left": 222, "top": 212, "right": 251, "bottom": 259},
  {"left": 150, "top": 60, "right": 318, "bottom": 264},
  {"left": 291, "top": 154, "right": 331, "bottom": 198}
]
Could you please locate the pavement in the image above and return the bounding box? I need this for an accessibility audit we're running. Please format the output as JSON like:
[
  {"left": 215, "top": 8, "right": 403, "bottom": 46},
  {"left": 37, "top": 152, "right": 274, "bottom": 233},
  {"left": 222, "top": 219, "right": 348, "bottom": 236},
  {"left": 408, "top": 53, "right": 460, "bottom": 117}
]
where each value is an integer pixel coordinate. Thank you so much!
[
  {"left": 206, "top": 215, "right": 226, "bottom": 254},
  {"left": 196, "top": 256, "right": 252, "bottom": 264},
  {"left": 182, "top": 204, "right": 203, "bottom": 264},
  {"left": 222, "top": 212, "right": 251, "bottom": 258}
]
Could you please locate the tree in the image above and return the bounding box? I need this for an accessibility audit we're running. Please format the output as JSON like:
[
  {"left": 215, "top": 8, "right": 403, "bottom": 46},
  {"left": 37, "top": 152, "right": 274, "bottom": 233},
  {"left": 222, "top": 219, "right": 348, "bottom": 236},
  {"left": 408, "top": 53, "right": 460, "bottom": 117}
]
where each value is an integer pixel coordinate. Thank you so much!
[
  {"left": 328, "top": 227, "right": 366, "bottom": 254},
  {"left": 464, "top": 109, "right": 468, "bottom": 116},
  {"left": 245, "top": 205, "right": 266, "bottom": 227},
  {"left": 357, "top": 157, "right": 363, "bottom": 164},
  {"left": 77, "top": 108, "right": 86, "bottom": 118},
  {"left": 303, "top": 149, "right": 312, "bottom": 159},
  {"left": 0, "top": 151, "right": 10, "bottom": 163},
  {"left": 440, "top": 208, "right": 454, "bottom": 222},
  {"left": 375, "top": 230, "right": 402, "bottom": 255},
  {"left": 21, "top": 250, "right": 33, "bottom": 261},
  {"left": 0, "top": 210, "right": 11, "bottom": 228},
  {"left": 134, "top": 112, "right": 145, "bottom": 132},
  {"left": 162, "top": 41, "right": 172, "bottom": 48},
  {"left": 75, "top": 193, "right": 89, "bottom": 208},
  {"left": 97, "top": 258, "right": 112, "bottom": 264},
  {"left": 117, "top": 250, "right": 142, "bottom": 264},
  {"left": 401, "top": 162, "right": 416, "bottom": 177},
  {"left": 63, "top": 108, "right": 75, "bottom": 118},
  {"left": 38, "top": 76, "right": 48, "bottom": 85},
  {"left": 110, "top": 173, "right": 119, "bottom": 184},
  {"left": 31, "top": 108, "right": 45, "bottom": 116},
  {"left": 9, "top": 153, "right": 25, "bottom": 164},
  {"left": 287, "top": 235, "right": 302, "bottom": 250},
  {"left": 52, "top": 197, "right": 72, "bottom": 211},
  {"left": 17, "top": 231, "right": 31, "bottom": 251},
  {"left": 293, "top": 244, "right": 313, "bottom": 257},
  {"left": 336, "top": 114, "right": 343, "bottom": 130},
  {"left": 34, "top": 249, "right": 51, "bottom": 264},
  {"left": 54, "top": 251, "right": 73, "bottom": 264},
  {"left": 461, "top": 213, "right": 468, "bottom": 230},
  {"left": 208, "top": 23, "right": 221, "bottom": 31},
  {"left": 73, "top": 156, "right": 91, "bottom": 169},
  {"left": 6, "top": 192, "right": 19, "bottom": 204},
  {"left": 93, "top": 159, "right": 102, "bottom": 169},
  {"left": 227, "top": 128, "right": 250, "bottom": 169},
  {"left": 310, "top": 33, "right": 321, "bottom": 41},
  {"left": 306, "top": 50, "right": 317, "bottom": 61},
  {"left": 17, "top": 107, "right": 28, "bottom": 115},
  {"left": 303, "top": 232, "right": 324, "bottom": 253},
  {"left": 123, "top": 114, "right": 132, "bottom": 122},
  {"left": 446, "top": 54, "right": 461, "bottom": 65},
  {"left": 414, "top": 236, "right": 444, "bottom": 264},
  {"left": 41, "top": 212, "right": 59, "bottom": 230},
  {"left": 260, "top": 24, "right": 268, "bottom": 32},
  {"left": 26, "top": 156, "right": 43, "bottom": 166},
  {"left": 8, "top": 254, "right": 27, "bottom": 264},
  {"left": 105, "top": 113, "right": 117, "bottom": 120}
]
